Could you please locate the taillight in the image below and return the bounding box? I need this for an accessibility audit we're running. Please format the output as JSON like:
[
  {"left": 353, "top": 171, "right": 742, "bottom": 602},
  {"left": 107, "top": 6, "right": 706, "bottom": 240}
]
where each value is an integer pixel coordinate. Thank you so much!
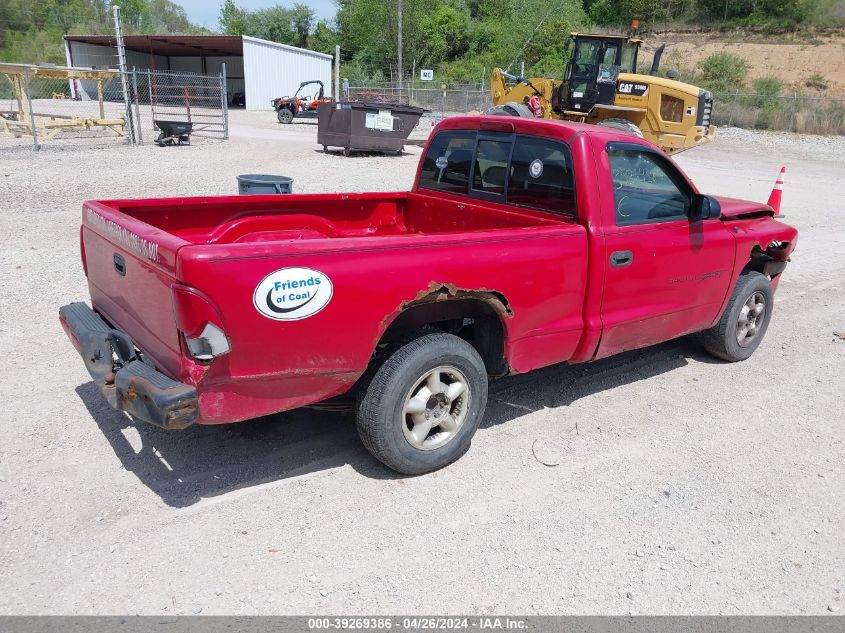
[
  {"left": 172, "top": 285, "right": 230, "bottom": 362},
  {"left": 184, "top": 322, "right": 229, "bottom": 361}
]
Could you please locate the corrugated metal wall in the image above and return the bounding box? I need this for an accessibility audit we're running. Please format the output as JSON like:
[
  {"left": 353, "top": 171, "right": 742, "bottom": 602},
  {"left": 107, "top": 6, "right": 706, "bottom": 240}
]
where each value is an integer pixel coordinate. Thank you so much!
[
  {"left": 65, "top": 41, "right": 169, "bottom": 99},
  {"left": 242, "top": 36, "right": 333, "bottom": 111},
  {"left": 66, "top": 36, "right": 330, "bottom": 110},
  {"left": 207, "top": 56, "right": 245, "bottom": 98}
]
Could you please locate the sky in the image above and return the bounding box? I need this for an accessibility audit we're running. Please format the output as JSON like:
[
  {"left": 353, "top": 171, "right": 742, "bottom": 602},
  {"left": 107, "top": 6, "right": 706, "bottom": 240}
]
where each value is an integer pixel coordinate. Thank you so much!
[{"left": 178, "top": 0, "right": 338, "bottom": 30}]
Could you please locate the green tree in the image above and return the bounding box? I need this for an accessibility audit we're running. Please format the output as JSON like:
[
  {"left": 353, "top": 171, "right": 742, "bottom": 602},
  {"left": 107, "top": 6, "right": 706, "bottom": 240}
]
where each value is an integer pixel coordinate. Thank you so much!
[
  {"left": 219, "top": 1, "right": 320, "bottom": 48},
  {"left": 310, "top": 21, "right": 339, "bottom": 55},
  {"left": 219, "top": 0, "right": 248, "bottom": 35},
  {"left": 291, "top": 4, "right": 316, "bottom": 49},
  {"left": 418, "top": 3, "right": 471, "bottom": 65}
]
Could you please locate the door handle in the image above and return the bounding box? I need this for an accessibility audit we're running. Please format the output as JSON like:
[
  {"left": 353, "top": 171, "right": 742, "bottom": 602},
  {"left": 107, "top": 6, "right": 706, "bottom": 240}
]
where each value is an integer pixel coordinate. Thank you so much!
[
  {"left": 113, "top": 253, "right": 126, "bottom": 276},
  {"left": 610, "top": 250, "right": 633, "bottom": 267}
]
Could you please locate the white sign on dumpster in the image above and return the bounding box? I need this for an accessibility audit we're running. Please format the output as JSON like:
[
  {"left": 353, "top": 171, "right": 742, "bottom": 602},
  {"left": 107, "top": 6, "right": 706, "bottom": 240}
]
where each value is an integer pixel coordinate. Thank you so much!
[
  {"left": 365, "top": 110, "right": 396, "bottom": 131},
  {"left": 420, "top": 69, "right": 434, "bottom": 81}
]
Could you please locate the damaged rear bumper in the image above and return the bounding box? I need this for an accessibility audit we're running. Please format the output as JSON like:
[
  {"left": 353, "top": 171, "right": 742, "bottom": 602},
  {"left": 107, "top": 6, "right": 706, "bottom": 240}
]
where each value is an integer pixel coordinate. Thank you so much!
[{"left": 59, "top": 302, "right": 198, "bottom": 429}]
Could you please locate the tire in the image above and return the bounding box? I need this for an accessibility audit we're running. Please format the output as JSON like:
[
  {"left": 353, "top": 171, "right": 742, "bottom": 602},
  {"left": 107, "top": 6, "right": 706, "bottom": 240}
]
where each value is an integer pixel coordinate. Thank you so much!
[
  {"left": 598, "top": 117, "right": 644, "bottom": 138},
  {"left": 702, "top": 271, "right": 774, "bottom": 362},
  {"left": 486, "top": 101, "right": 534, "bottom": 118},
  {"left": 355, "top": 332, "right": 489, "bottom": 475},
  {"left": 277, "top": 108, "right": 294, "bottom": 124}
]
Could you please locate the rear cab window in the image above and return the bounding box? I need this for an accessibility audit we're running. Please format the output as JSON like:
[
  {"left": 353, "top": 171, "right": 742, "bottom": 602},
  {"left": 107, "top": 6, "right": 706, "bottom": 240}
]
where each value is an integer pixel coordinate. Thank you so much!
[
  {"left": 418, "top": 131, "right": 476, "bottom": 195},
  {"left": 418, "top": 129, "right": 576, "bottom": 217}
]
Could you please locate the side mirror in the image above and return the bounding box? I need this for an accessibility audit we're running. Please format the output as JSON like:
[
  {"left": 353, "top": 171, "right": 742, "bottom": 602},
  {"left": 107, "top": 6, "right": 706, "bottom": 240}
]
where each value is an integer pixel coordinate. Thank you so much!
[{"left": 691, "top": 194, "right": 721, "bottom": 221}]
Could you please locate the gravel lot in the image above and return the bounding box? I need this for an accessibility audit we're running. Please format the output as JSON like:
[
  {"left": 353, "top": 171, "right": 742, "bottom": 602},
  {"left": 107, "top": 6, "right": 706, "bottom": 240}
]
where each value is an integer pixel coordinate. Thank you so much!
[{"left": 1, "top": 113, "right": 843, "bottom": 615}]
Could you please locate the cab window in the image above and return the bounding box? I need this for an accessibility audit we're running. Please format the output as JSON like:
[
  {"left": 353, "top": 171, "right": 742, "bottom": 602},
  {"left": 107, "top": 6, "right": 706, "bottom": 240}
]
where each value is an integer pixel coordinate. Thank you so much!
[
  {"left": 602, "top": 44, "right": 619, "bottom": 66},
  {"left": 620, "top": 42, "right": 638, "bottom": 73},
  {"left": 608, "top": 147, "right": 690, "bottom": 226},
  {"left": 419, "top": 130, "right": 577, "bottom": 217},
  {"left": 472, "top": 139, "right": 511, "bottom": 196},
  {"left": 418, "top": 130, "right": 476, "bottom": 194},
  {"left": 508, "top": 137, "right": 575, "bottom": 216}
]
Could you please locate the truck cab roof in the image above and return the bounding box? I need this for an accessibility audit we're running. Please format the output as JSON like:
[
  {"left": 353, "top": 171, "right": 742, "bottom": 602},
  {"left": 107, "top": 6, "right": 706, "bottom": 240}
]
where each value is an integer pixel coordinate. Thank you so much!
[{"left": 432, "top": 115, "right": 658, "bottom": 150}]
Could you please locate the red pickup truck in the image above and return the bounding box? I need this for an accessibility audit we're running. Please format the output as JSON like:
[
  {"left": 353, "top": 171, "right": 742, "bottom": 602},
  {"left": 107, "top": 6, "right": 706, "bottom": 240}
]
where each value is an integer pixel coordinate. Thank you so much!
[{"left": 60, "top": 116, "right": 797, "bottom": 474}]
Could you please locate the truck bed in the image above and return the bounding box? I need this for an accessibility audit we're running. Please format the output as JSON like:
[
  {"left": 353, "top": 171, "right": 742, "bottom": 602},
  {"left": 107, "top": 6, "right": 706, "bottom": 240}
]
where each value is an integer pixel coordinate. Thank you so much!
[
  {"left": 100, "top": 191, "right": 566, "bottom": 245},
  {"left": 80, "top": 191, "right": 586, "bottom": 423}
]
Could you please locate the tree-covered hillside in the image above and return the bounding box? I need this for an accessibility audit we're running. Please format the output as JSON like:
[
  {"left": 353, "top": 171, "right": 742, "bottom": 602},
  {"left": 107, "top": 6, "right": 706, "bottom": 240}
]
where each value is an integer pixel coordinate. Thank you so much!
[
  {"left": 0, "top": 0, "right": 203, "bottom": 65},
  {"left": 214, "top": 0, "right": 845, "bottom": 83},
  {"left": 2, "top": 0, "right": 842, "bottom": 81}
]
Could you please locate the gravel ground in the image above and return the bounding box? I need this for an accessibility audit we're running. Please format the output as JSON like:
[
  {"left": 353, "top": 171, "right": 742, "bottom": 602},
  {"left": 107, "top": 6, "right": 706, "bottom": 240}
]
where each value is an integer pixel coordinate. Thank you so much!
[{"left": 0, "top": 113, "right": 843, "bottom": 615}]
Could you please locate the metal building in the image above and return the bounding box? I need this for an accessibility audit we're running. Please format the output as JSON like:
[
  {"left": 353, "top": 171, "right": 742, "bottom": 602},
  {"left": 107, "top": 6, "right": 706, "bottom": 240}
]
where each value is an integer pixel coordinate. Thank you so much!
[{"left": 64, "top": 34, "right": 333, "bottom": 110}]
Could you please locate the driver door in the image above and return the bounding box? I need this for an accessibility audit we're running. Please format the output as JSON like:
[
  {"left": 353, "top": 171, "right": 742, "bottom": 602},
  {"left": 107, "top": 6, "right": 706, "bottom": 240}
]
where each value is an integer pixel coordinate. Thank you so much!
[
  {"left": 565, "top": 39, "right": 601, "bottom": 111},
  {"left": 596, "top": 143, "right": 735, "bottom": 358}
]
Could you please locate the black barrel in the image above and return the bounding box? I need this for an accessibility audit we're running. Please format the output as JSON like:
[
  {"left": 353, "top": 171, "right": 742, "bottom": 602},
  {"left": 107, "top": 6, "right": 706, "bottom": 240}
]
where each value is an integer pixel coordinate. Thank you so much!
[{"left": 237, "top": 174, "right": 294, "bottom": 194}]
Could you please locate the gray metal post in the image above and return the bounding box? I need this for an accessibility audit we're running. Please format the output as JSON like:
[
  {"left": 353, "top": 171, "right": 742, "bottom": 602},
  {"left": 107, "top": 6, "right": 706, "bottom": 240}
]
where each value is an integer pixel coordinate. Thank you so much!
[
  {"left": 397, "top": 0, "right": 403, "bottom": 96},
  {"left": 221, "top": 63, "right": 229, "bottom": 140},
  {"left": 24, "top": 70, "right": 39, "bottom": 150},
  {"left": 131, "top": 68, "right": 142, "bottom": 144},
  {"left": 146, "top": 69, "right": 155, "bottom": 131},
  {"left": 113, "top": 5, "right": 135, "bottom": 144},
  {"left": 334, "top": 45, "right": 340, "bottom": 101},
  {"left": 410, "top": 59, "right": 415, "bottom": 105}
]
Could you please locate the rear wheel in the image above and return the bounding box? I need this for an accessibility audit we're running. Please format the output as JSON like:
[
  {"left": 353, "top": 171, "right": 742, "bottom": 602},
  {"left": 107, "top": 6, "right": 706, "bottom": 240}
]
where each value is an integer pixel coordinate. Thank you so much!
[
  {"left": 277, "top": 108, "right": 294, "bottom": 124},
  {"left": 486, "top": 101, "right": 535, "bottom": 118},
  {"left": 598, "top": 117, "right": 644, "bottom": 138},
  {"left": 355, "top": 332, "right": 488, "bottom": 475},
  {"left": 702, "top": 271, "right": 774, "bottom": 362}
]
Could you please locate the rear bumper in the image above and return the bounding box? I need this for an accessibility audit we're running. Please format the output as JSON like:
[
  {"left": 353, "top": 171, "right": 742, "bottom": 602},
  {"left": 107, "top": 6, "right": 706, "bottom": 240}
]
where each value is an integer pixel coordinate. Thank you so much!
[{"left": 59, "top": 302, "right": 198, "bottom": 430}]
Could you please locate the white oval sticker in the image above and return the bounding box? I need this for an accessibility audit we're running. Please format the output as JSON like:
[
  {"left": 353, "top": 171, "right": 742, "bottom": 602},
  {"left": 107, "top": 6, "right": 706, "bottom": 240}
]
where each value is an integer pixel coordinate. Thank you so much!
[
  {"left": 529, "top": 159, "right": 544, "bottom": 179},
  {"left": 435, "top": 155, "right": 449, "bottom": 170},
  {"left": 253, "top": 267, "right": 333, "bottom": 321}
]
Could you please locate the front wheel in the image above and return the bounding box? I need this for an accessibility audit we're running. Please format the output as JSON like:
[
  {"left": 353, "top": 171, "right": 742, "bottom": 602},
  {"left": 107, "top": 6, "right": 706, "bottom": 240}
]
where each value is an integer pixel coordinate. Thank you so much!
[
  {"left": 702, "top": 271, "right": 774, "bottom": 362},
  {"left": 356, "top": 332, "right": 488, "bottom": 475},
  {"left": 277, "top": 108, "right": 294, "bottom": 124}
]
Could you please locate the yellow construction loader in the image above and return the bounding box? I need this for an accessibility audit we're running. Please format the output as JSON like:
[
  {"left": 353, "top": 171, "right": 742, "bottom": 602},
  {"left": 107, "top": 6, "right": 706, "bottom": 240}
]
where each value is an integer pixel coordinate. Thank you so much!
[{"left": 490, "top": 32, "right": 716, "bottom": 154}]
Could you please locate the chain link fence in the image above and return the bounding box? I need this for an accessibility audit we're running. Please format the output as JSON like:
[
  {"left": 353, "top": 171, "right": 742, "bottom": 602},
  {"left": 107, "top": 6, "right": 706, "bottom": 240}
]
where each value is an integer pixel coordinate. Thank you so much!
[
  {"left": 133, "top": 69, "right": 228, "bottom": 143},
  {"left": 1, "top": 68, "right": 129, "bottom": 146},
  {"left": 1, "top": 65, "right": 228, "bottom": 149},
  {"left": 347, "top": 81, "right": 492, "bottom": 118},
  {"left": 344, "top": 81, "right": 845, "bottom": 136},
  {"left": 713, "top": 93, "right": 845, "bottom": 135}
]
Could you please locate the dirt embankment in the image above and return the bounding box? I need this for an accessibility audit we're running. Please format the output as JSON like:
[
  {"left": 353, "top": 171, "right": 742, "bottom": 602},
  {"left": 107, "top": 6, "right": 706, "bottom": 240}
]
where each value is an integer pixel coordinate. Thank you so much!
[{"left": 639, "top": 29, "right": 845, "bottom": 96}]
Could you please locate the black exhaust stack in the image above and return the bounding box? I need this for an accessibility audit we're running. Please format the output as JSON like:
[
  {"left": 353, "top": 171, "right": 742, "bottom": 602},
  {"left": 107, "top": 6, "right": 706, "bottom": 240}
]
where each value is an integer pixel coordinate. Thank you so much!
[{"left": 650, "top": 44, "right": 666, "bottom": 76}]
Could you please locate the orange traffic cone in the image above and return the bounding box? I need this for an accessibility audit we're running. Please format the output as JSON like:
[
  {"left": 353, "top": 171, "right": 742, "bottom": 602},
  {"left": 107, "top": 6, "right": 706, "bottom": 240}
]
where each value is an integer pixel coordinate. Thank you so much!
[{"left": 767, "top": 166, "right": 786, "bottom": 217}]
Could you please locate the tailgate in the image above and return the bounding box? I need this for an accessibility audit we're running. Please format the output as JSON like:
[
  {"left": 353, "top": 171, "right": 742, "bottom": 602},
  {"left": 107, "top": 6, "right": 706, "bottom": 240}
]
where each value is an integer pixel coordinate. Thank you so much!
[{"left": 81, "top": 201, "right": 190, "bottom": 379}]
